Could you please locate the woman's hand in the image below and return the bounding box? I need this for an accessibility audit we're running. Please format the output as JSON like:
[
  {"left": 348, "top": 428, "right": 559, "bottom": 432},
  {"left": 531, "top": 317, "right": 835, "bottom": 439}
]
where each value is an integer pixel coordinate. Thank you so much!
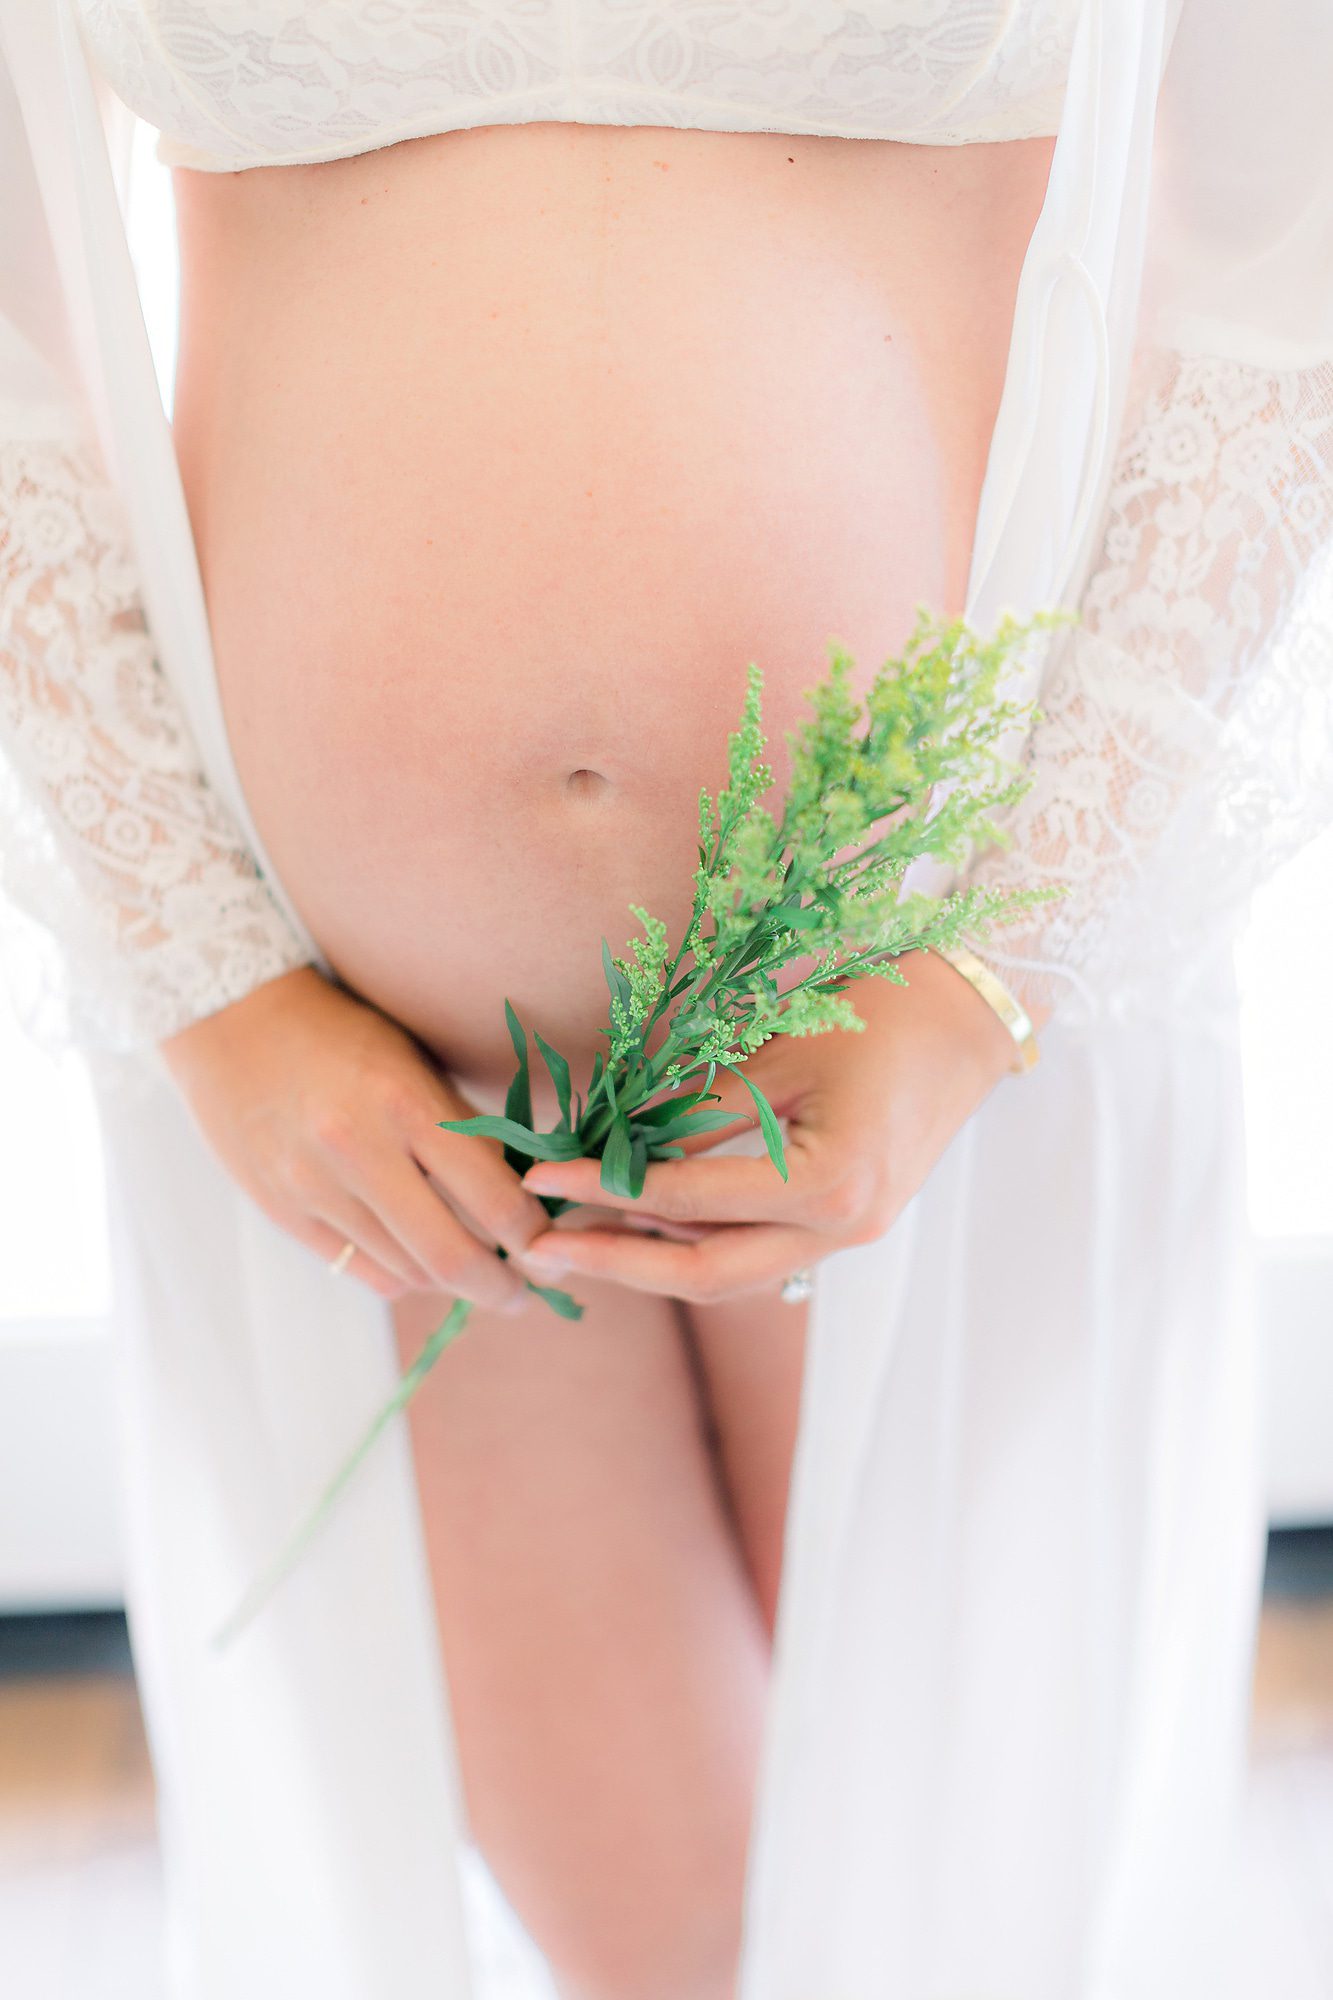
[
  {"left": 514, "top": 949, "right": 1028, "bottom": 1305},
  {"left": 157, "top": 965, "right": 550, "bottom": 1308}
]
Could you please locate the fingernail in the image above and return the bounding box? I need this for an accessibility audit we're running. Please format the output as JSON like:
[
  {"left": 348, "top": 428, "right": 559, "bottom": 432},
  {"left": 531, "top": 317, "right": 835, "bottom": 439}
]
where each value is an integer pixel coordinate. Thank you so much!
[
  {"left": 516, "top": 1250, "right": 568, "bottom": 1279},
  {"left": 523, "top": 1168, "right": 562, "bottom": 1193},
  {"left": 502, "top": 1290, "right": 532, "bottom": 1317}
]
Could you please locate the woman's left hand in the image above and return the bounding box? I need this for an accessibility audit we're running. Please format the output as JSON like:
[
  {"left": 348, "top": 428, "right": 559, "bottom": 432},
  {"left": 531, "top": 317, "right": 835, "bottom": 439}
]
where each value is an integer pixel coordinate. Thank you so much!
[{"left": 515, "top": 948, "right": 1028, "bottom": 1305}]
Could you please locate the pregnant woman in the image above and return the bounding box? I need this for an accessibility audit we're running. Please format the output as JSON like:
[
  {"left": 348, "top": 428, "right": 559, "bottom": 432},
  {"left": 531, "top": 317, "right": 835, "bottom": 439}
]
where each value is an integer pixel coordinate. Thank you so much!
[
  {"left": 2, "top": 3, "right": 1332, "bottom": 1997},
  {"left": 171, "top": 113, "right": 1054, "bottom": 1992}
]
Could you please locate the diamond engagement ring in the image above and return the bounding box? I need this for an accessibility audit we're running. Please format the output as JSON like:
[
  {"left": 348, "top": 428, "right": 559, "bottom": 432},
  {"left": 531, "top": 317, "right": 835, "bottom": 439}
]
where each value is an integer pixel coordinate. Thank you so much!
[
  {"left": 779, "top": 1267, "right": 815, "bottom": 1306},
  {"left": 328, "top": 1240, "right": 356, "bottom": 1277}
]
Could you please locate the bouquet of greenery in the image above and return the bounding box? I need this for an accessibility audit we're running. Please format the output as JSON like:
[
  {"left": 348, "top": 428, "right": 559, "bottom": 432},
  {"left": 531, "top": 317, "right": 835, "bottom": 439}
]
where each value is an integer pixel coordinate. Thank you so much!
[{"left": 213, "top": 604, "right": 1067, "bottom": 1650}]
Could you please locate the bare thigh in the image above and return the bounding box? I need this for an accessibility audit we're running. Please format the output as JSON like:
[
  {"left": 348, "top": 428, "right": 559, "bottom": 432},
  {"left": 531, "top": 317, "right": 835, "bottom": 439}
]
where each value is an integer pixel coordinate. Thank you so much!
[
  {"left": 682, "top": 1293, "right": 810, "bottom": 1641},
  {"left": 392, "top": 1274, "right": 781, "bottom": 2000}
]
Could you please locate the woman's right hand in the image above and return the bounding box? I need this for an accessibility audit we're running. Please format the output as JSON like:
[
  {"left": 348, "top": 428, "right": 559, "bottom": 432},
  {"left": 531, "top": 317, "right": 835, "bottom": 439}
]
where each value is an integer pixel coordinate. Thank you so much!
[{"left": 156, "top": 964, "right": 550, "bottom": 1308}]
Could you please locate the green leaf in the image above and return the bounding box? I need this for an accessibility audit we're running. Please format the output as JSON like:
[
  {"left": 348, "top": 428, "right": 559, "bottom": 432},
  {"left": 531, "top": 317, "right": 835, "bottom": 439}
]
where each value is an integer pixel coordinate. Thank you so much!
[
  {"left": 533, "top": 1027, "right": 573, "bottom": 1129},
  {"left": 436, "top": 1114, "right": 584, "bottom": 1161},
  {"left": 627, "top": 1133, "right": 648, "bottom": 1200},
  {"left": 584, "top": 1050, "right": 606, "bottom": 1122},
  {"left": 601, "top": 1115, "right": 635, "bottom": 1198},
  {"left": 502, "top": 1000, "right": 533, "bottom": 1164},
  {"left": 504, "top": 997, "right": 527, "bottom": 1068},
  {"left": 601, "top": 939, "right": 632, "bottom": 1012},
  {"left": 634, "top": 1090, "right": 710, "bottom": 1127},
  {"left": 524, "top": 1278, "right": 584, "bottom": 1320},
  {"left": 780, "top": 900, "right": 831, "bottom": 931},
  {"left": 645, "top": 1143, "right": 685, "bottom": 1160},
  {"left": 717, "top": 1063, "right": 788, "bottom": 1182},
  {"left": 635, "top": 1107, "right": 747, "bottom": 1146}
]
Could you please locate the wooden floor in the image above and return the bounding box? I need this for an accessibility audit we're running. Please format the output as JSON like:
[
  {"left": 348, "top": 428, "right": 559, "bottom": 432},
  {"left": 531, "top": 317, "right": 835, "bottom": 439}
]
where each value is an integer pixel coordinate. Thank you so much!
[
  {"left": 1227, "top": 1538, "right": 1333, "bottom": 1998},
  {"left": 4, "top": 1535, "right": 1333, "bottom": 1999}
]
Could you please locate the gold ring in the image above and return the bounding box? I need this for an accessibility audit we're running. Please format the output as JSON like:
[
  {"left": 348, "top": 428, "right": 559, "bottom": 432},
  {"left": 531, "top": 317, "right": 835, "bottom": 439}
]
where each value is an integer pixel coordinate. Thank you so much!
[{"left": 328, "top": 1239, "right": 356, "bottom": 1277}]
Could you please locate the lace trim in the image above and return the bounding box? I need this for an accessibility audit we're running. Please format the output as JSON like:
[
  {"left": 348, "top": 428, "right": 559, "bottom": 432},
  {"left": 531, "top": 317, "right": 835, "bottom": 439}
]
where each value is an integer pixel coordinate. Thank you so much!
[
  {"left": 78, "top": 0, "right": 1078, "bottom": 167},
  {"left": 0, "top": 419, "right": 314, "bottom": 1054},
  {"left": 960, "top": 342, "right": 1333, "bottom": 1027}
]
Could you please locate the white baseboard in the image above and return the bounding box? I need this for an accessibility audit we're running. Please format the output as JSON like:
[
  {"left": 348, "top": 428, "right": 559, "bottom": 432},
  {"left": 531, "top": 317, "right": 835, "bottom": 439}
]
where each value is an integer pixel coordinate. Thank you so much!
[
  {"left": 1259, "top": 1242, "right": 1333, "bottom": 1528},
  {"left": 0, "top": 1318, "right": 123, "bottom": 1610}
]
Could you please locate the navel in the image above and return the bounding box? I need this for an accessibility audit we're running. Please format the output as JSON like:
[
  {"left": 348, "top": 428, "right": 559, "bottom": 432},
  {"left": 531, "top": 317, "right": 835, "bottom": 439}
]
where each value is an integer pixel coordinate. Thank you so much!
[{"left": 564, "top": 767, "right": 613, "bottom": 802}]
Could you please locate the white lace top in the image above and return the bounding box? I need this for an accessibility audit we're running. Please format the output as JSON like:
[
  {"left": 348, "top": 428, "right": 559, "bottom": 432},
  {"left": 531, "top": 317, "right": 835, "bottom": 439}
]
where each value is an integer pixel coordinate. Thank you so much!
[
  {"left": 78, "top": 0, "right": 1081, "bottom": 169},
  {"left": 1, "top": 0, "right": 1331, "bottom": 1054}
]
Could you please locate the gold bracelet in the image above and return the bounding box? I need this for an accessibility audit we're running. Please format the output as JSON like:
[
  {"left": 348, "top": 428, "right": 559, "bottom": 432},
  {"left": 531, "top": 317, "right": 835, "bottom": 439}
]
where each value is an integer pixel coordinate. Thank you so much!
[{"left": 933, "top": 943, "right": 1040, "bottom": 1074}]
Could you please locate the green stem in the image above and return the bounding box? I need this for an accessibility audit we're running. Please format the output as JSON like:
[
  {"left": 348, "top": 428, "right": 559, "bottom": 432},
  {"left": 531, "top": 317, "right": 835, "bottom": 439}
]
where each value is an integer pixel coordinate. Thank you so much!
[
  {"left": 576, "top": 1033, "right": 716, "bottom": 1155},
  {"left": 641, "top": 891, "right": 707, "bottom": 1042},
  {"left": 579, "top": 1071, "right": 654, "bottom": 1151},
  {"left": 210, "top": 1296, "right": 474, "bottom": 1653}
]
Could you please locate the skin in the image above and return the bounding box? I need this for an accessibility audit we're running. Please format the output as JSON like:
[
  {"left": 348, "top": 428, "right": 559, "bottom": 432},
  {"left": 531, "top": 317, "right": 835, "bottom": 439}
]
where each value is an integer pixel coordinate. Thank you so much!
[
  {"left": 159, "top": 120, "right": 1055, "bottom": 1999},
  {"left": 518, "top": 950, "right": 1037, "bottom": 1299}
]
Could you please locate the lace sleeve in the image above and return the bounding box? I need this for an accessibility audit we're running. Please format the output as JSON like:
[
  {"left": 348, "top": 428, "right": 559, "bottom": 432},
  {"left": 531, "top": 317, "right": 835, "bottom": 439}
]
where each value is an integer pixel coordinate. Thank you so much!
[
  {"left": 957, "top": 338, "right": 1333, "bottom": 1025},
  {"left": 0, "top": 393, "right": 315, "bottom": 1054}
]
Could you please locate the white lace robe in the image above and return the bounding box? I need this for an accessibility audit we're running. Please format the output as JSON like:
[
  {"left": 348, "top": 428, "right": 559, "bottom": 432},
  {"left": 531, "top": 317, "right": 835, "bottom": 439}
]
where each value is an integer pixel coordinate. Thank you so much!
[
  {"left": 1, "top": 3, "right": 1331, "bottom": 1998},
  {"left": 0, "top": 412, "right": 314, "bottom": 1046},
  {"left": 968, "top": 338, "right": 1333, "bottom": 1026}
]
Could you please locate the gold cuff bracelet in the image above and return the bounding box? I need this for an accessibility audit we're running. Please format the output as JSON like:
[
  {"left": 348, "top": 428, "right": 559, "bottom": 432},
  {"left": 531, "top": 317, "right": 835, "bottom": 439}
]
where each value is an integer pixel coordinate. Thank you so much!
[{"left": 934, "top": 943, "right": 1040, "bottom": 1074}]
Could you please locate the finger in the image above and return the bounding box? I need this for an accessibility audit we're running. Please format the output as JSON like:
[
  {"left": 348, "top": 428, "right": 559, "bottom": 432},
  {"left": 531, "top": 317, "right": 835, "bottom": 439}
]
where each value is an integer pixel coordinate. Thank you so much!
[
  {"left": 555, "top": 1204, "right": 714, "bottom": 1244},
  {"left": 307, "top": 1189, "right": 440, "bottom": 1292},
  {"left": 515, "top": 1222, "right": 818, "bottom": 1305},
  {"left": 301, "top": 1213, "right": 418, "bottom": 1300},
  {"left": 414, "top": 1124, "right": 552, "bottom": 1258},
  {"left": 347, "top": 1149, "right": 530, "bottom": 1314},
  {"left": 521, "top": 1146, "right": 838, "bottom": 1228}
]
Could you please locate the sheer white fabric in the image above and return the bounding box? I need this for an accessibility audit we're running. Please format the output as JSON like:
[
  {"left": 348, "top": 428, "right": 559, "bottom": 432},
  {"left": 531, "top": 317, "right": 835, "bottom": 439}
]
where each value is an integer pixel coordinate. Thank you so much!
[
  {"left": 0, "top": 23, "right": 314, "bottom": 1057},
  {"left": 78, "top": 0, "right": 1081, "bottom": 169},
  {"left": 2, "top": 1, "right": 1331, "bottom": 1997},
  {"left": 0, "top": 403, "right": 313, "bottom": 1049},
  {"left": 952, "top": 0, "right": 1333, "bottom": 1024},
  {"left": 961, "top": 340, "right": 1333, "bottom": 1026}
]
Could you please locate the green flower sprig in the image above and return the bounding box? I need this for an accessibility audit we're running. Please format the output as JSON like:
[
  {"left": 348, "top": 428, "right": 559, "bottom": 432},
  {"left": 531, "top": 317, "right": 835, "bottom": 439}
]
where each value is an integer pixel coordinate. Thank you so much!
[
  {"left": 449, "top": 604, "right": 1067, "bottom": 1207},
  {"left": 211, "top": 604, "right": 1069, "bottom": 1650}
]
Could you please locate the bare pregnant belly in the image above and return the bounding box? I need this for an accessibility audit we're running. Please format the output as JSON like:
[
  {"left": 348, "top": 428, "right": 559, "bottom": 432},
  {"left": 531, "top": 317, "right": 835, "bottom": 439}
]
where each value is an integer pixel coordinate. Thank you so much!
[{"left": 170, "top": 122, "right": 1053, "bottom": 1095}]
